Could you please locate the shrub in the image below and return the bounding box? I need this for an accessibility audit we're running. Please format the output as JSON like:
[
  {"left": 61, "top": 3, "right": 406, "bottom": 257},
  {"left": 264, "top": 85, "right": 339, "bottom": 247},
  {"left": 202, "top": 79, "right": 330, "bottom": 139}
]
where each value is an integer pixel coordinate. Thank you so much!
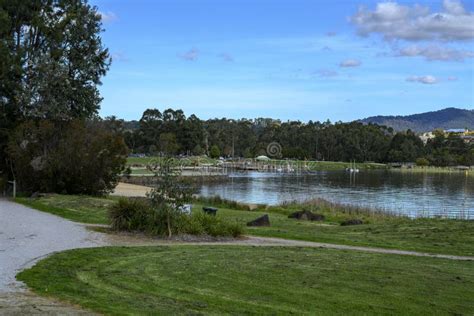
[
  {"left": 416, "top": 157, "right": 430, "bottom": 167},
  {"left": 185, "top": 211, "right": 243, "bottom": 237},
  {"left": 209, "top": 145, "right": 220, "bottom": 158},
  {"left": 8, "top": 119, "right": 128, "bottom": 195},
  {"left": 109, "top": 198, "right": 243, "bottom": 238},
  {"left": 109, "top": 198, "right": 151, "bottom": 232}
]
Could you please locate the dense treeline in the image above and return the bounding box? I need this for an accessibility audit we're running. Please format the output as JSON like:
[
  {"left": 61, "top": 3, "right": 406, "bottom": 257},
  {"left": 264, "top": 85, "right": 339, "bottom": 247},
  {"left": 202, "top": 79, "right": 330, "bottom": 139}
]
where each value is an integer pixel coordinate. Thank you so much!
[{"left": 122, "top": 108, "right": 474, "bottom": 167}]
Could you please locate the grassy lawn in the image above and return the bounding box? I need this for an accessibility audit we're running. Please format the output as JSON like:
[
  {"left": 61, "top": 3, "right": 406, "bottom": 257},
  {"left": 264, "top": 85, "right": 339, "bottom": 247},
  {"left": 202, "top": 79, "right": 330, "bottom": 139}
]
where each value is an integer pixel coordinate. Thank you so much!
[
  {"left": 15, "top": 195, "right": 115, "bottom": 225},
  {"left": 127, "top": 156, "right": 217, "bottom": 166},
  {"left": 213, "top": 206, "right": 474, "bottom": 256},
  {"left": 17, "top": 246, "right": 474, "bottom": 315},
  {"left": 16, "top": 194, "right": 474, "bottom": 256}
]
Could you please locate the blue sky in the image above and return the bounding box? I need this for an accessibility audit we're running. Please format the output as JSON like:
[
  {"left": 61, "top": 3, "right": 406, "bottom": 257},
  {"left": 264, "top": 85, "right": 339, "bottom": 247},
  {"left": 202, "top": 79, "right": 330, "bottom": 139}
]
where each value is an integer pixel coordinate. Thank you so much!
[{"left": 90, "top": 0, "right": 474, "bottom": 122}]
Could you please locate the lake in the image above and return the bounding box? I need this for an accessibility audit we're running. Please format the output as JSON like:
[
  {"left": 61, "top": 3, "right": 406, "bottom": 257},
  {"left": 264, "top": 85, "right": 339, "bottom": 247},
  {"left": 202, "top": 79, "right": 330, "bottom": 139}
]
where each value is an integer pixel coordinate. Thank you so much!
[{"left": 199, "top": 171, "right": 474, "bottom": 219}]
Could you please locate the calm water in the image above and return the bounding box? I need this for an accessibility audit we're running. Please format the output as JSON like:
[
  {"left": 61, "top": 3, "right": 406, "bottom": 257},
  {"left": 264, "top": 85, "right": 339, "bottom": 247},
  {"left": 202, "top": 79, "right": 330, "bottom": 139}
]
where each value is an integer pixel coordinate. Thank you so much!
[{"left": 199, "top": 171, "right": 474, "bottom": 219}]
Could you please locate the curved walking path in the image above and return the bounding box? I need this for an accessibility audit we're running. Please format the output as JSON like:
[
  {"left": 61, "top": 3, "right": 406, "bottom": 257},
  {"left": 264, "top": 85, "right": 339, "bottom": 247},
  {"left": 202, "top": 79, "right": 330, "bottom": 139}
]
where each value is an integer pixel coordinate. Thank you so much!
[
  {"left": 0, "top": 198, "right": 106, "bottom": 314},
  {"left": 1, "top": 199, "right": 473, "bottom": 314}
]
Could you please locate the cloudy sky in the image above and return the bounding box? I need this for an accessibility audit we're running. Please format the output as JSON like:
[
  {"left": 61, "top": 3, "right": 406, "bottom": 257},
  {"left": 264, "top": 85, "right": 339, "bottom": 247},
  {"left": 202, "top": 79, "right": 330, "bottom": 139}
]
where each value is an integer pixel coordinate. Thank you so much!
[{"left": 91, "top": 0, "right": 474, "bottom": 121}]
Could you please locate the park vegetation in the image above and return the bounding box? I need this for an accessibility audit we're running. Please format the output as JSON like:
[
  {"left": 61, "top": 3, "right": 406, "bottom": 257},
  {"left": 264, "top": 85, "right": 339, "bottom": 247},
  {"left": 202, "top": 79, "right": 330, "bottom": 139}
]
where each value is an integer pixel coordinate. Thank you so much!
[
  {"left": 0, "top": 0, "right": 128, "bottom": 194},
  {"left": 109, "top": 157, "right": 242, "bottom": 238},
  {"left": 17, "top": 193, "right": 474, "bottom": 256},
  {"left": 123, "top": 108, "right": 473, "bottom": 167}
]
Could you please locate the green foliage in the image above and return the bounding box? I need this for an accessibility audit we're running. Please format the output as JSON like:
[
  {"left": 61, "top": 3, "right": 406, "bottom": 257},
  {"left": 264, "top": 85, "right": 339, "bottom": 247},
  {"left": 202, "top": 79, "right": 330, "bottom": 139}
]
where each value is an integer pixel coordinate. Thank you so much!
[
  {"left": 0, "top": 0, "right": 109, "bottom": 120},
  {"left": 8, "top": 119, "right": 128, "bottom": 195},
  {"left": 0, "top": 0, "right": 111, "bottom": 180},
  {"left": 426, "top": 132, "right": 473, "bottom": 166},
  {"left": 147, "top": 157, "right": 196, "bottom": 237},
  {"left": 124, "top": 108, "right": 473, "bottom": 166},
  {"left": 209, "top": 145, "right": 221, "bottom": 158},
  {"left": 109, "top": 198, "right": 151, "bottom": 231},
  {"left": 416, "top": 157, "right": 430, "bottom": 166},
  {"left": 159, "top": 133, "right": 179, "bottom": 155},
  {"left": 108, "top": 198, "right": 242, "bottom": 237},
  {"left": 387, "top": 130, "right": 425, "bottom": 162},
  {"left": 184, "top": 211, "right": 243, "bottom": 237}
]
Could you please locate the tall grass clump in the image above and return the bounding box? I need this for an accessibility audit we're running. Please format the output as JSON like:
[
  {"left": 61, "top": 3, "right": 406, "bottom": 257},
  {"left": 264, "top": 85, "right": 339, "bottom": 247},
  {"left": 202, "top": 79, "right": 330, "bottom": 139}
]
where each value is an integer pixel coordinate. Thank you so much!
[
  {"left": 108, "top": 197, "right": 242, "bottom": 238},
  {"left": 273, "top": 198, "right": 405, "bottom": 223},
  {"left": 183, "top": 211, "right": 243, "bottom": 237},
  {"left": 194, "top": 196, "right": 254, "bottom": 211},
  {"left": 109, "top": 198, "right": 151, "bottom": 232}
]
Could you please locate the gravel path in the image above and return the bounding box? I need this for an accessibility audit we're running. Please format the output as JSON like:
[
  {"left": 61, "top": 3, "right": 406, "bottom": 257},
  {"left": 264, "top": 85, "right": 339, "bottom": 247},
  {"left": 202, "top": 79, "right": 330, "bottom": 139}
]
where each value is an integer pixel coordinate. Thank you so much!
[{"left": 0, "top": 198, "right": 106, "bottom": 314}]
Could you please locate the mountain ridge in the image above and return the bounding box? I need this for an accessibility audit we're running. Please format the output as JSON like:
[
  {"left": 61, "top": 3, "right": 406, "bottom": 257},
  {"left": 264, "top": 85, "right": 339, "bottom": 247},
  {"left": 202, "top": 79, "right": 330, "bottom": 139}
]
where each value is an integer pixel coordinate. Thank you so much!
[{"left": 359, "top": 107, "right": 474, "bottom": 132}]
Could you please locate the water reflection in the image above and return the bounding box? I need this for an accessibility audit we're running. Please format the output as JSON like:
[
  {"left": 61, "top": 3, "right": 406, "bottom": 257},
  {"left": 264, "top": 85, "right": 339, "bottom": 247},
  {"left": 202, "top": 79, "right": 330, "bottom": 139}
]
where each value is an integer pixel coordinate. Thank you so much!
[{"left": 199, "top": 171, "right": 474, "bottom": 219}]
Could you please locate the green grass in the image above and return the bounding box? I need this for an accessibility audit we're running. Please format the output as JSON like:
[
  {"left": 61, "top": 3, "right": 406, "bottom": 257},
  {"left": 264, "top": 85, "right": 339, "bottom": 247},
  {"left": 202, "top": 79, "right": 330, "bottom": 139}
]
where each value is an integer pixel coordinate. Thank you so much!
[
  {"left": 390, "top": 166, "right": 474, "bottom": 175},
  {"left": 211, "top": 206, "right": 474, "bottom": 256},
  {"left": 17, "top": 194, "right": 474, "bottom": 256},
  {"left": 15, "top": 195, "right": 116, "bottom": 225},
  {"left": 17, "top": 246, "right": 474, "bottom": 315},
  {"left": 127, "top": 156, "right": 217, "bottom": 166}
]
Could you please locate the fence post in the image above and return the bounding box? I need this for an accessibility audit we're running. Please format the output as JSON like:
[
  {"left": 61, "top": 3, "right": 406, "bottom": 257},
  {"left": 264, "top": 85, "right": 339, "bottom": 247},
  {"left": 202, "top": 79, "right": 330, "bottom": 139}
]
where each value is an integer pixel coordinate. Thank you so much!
[{"left": 8, "top": 180, "right": 16, "bottom": 198}]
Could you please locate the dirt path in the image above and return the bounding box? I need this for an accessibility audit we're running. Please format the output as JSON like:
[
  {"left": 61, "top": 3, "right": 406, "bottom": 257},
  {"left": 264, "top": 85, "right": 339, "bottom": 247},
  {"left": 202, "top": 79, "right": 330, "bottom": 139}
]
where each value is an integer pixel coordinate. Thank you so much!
[{"left": 104, "top": 233, "right": 474, "bottom": 261}]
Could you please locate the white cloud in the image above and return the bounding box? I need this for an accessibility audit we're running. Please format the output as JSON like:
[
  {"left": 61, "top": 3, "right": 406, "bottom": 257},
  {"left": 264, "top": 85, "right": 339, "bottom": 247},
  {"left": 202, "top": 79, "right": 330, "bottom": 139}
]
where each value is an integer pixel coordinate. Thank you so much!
[
  {"left": 394, "top": 45, "right": 474, "bottom": 61},
  {"left": 443, "top": 0, "right": 466, "bottom": 15},
  {"left": 406, "top": 75, "right": 438, "bottom": 84},
  {"left": 339, "top": 59, "right": 362, "bottom": 67},
  {"left": 178, "top": 48, "right": 199, "bottom": 61},
  {"left": 351, "top": 0, "right": 474, "bottom": 41},
  {"left": 99, "top": 11, "right": 117, "bottom": 23}
]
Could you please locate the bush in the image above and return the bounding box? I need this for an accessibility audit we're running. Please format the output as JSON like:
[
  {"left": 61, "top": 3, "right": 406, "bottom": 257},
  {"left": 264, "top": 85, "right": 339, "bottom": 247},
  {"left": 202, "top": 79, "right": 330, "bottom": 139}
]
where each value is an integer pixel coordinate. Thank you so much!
[
  {"left": 109, "top": 198, "right": 243, "bottom": 238},
  {"left": 184, "top": 211, "right": 243, "bottom": 237},
  {"left": 8, "top": 119, "right": 128, "bottom": 195},
  {"left": 416, "top": 157, "right": 430, "bottom": 167},
  {"left": 109, "top": 198, "right": 151, "bottom": 232}
]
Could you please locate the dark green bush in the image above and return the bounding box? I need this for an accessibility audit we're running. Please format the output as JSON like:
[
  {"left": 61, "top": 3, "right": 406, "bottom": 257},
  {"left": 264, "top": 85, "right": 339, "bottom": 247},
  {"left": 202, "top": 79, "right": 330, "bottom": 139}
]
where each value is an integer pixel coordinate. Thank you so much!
[
  {"left": 109, "top": 198, "right": 151, "bottom": 232},
  {"left": 8, "top": 119, "right": 128, "bottom": 195},
  {"left": 185, "top": 211, "right": 243, "bottom": 237},
  {"left": 109, "top": 198, "right": 243, "bottom": 238},
  {"left": 416, "top": 157, "right": 430, "bottom": 167}
]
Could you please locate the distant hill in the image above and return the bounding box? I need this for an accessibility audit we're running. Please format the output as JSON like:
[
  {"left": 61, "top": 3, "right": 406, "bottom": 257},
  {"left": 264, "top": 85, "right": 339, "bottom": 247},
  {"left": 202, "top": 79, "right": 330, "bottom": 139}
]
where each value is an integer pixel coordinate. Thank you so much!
[{"left": 360, "top": 107, "right": 474, "bottom": 132}]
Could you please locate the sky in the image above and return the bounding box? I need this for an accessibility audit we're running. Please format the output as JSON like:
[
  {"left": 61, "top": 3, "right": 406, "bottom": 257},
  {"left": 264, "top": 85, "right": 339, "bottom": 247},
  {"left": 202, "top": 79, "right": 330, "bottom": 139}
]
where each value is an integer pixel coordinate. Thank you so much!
[{"left": 90, "top": 0, "right": 474, "bottom": 122}]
